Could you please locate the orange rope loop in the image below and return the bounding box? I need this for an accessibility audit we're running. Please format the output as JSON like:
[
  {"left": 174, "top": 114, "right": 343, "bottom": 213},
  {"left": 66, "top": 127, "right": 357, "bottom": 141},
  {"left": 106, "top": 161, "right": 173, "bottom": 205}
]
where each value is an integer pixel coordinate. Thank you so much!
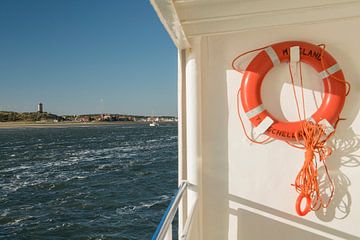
[
  {"left": 231, "top": 46, "right": 269, "bottom": 73},
  {"left": 318, "top": 44, "right": 351, "bottom": 96}
]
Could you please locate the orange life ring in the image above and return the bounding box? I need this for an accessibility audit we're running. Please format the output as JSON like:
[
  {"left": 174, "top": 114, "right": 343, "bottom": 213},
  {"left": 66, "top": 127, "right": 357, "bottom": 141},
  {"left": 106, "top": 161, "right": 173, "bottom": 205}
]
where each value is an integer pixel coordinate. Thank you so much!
[{"left": 240, "top": 41, "right": 347, "bottom": 141}]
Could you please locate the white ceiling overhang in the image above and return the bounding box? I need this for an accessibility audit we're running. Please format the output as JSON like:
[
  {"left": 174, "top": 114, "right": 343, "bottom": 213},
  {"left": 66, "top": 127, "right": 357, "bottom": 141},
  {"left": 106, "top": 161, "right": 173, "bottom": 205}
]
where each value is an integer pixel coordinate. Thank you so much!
[{"left": 151, "top": 0, "right": 360, "bottom": 49}]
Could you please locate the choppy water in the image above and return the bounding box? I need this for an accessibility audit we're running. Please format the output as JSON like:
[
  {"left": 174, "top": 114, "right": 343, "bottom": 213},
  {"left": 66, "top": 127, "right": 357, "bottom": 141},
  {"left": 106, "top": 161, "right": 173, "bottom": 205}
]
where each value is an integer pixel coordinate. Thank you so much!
[{"left": 0, "top": 124, "right": 178, "bottom": 239}]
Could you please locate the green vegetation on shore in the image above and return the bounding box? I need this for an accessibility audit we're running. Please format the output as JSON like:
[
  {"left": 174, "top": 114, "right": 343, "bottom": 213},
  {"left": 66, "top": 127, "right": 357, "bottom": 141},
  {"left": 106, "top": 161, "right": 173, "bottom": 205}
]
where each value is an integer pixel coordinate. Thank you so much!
[
  {"left": 0, "top": 111, "right": 177, "bottom": 123},
  {"left": 0, "top": 111, "right": 61, "bottom": 122}
]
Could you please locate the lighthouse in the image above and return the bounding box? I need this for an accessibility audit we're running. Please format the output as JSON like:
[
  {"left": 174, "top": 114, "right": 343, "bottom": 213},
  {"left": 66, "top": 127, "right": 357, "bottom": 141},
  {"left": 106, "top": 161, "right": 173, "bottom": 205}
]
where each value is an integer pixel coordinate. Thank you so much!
[{"left": 37, "top": 103, "right": 43, "bottom": 113}]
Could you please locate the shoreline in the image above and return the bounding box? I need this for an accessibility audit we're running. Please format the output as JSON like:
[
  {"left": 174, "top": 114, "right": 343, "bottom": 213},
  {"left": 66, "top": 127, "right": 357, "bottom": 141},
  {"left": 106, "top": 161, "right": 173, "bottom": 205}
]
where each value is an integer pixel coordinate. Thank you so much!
[{"left": 0, "top": 121, "right": 164, "bottom": 129}]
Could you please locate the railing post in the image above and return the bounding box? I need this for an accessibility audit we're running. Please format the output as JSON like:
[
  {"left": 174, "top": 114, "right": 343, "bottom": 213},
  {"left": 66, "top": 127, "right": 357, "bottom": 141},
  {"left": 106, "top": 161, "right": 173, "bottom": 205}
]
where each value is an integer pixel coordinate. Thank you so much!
[
  {"left": 165, "top": 224, "right": 172, "bottom": 240},
  {"left": 180, "top": 199, "right": 198, "bottom": 240},
  {"left": 178, "top": 48, "right": 188, "bottom": 240}
]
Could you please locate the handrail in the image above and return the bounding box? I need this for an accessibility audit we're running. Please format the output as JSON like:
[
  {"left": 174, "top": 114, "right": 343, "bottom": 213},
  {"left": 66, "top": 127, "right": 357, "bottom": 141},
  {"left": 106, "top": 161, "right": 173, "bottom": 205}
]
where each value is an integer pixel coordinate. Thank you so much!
[{"left": 152, "top": 181, "right": 188, "bottom": 240}]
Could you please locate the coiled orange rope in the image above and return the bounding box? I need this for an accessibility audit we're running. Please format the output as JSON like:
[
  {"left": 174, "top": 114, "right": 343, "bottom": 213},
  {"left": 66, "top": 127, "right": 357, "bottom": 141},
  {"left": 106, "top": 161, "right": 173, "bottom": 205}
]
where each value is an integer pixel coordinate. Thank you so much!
[{"left": 293, "top": 121, "right": 335, "bottom": 216}]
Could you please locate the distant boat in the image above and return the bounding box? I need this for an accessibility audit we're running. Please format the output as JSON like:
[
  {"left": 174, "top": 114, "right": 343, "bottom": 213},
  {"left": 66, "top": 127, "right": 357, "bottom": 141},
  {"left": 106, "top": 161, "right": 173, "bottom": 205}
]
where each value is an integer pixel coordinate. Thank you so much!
[{"left": 149, "top": 121, "right": 159, "bottom": 127}]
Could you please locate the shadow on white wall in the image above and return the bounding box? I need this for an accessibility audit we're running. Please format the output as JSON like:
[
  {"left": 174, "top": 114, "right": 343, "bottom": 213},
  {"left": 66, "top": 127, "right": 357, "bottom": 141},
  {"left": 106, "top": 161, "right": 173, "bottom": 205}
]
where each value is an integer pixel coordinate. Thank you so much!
[{"left": 316, "top": 129, "right": 360, "bottom": 221}]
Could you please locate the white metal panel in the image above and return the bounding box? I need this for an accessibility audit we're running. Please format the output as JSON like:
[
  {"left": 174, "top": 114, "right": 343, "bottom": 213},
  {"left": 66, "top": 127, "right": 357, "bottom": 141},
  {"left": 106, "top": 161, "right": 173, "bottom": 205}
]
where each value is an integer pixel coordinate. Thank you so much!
[
  {"left": 201, "top": 17, "right": 360, "bottom": 240},
  {"left": 180, "top": 1, "right": 360, "bottom": 37},
  {"left": 175, "top": 0, "right": 357, "bottom": 21},
  {"left": 152, "top": 0, "right": 360, "bottom": 46}
]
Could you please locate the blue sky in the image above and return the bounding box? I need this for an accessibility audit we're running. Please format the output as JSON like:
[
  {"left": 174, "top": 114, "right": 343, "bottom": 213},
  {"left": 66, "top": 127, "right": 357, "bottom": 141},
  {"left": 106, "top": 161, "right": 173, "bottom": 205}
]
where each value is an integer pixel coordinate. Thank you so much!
[{"left": 0, "top": 0, "right": 177, "bottom": 116}]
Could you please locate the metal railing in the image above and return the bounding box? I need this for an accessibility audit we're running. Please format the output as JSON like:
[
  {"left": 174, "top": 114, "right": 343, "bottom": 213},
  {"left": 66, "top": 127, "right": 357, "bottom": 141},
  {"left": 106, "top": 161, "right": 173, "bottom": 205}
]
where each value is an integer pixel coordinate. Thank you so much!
[
  {"left": 179, "top": 198, "right": 197, "bottom": 240},
  {"left": 152, "top": 181, "right": 196, "bottom": 240}
]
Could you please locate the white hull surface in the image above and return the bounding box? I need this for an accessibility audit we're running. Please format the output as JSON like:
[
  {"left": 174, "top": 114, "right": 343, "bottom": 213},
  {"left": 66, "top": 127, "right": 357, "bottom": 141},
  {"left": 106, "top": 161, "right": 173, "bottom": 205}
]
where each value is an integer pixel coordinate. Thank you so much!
[{"left": 151, "top": 1, "right": 360, "bottom": 239}]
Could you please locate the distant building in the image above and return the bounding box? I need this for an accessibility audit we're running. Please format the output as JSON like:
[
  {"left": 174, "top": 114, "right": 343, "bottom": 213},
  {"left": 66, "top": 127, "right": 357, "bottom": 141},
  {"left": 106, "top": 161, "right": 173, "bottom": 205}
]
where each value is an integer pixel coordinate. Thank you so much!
[{"left": 37, "top": 103, "right": 43, "bottom": 113}]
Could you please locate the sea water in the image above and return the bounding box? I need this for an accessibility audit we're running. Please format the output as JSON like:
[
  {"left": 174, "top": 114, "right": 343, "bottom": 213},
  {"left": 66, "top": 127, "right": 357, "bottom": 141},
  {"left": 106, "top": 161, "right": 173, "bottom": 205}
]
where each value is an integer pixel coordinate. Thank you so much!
[{"left": 0, "top": 124, "right": 177, "bottom": 239}]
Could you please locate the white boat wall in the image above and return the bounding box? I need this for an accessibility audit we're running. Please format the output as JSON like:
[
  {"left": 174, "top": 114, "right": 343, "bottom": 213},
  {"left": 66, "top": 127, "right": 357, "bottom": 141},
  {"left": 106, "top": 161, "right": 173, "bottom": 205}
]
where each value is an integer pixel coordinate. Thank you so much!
[{"left": 151, "top": 0, "right": 360, "bottom": 239}]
